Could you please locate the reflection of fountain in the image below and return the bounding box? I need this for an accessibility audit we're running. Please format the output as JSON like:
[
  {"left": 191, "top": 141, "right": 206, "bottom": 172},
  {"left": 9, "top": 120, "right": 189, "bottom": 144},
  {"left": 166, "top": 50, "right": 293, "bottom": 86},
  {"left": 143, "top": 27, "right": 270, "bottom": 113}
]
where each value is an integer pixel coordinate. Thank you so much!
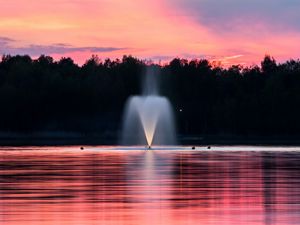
[
  {"left": 126, "top": 151, "right": 173, "bottom": 225},
  {"left": 121, "top": 69, "right": 176, "bottom": 147}
]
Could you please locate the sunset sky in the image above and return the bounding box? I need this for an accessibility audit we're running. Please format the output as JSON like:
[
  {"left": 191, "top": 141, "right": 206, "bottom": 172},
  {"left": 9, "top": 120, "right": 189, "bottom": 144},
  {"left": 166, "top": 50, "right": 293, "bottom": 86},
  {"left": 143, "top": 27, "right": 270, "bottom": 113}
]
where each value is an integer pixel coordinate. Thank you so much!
[{"left": 1, "top": 0, "right": 300, "bottom": 66}]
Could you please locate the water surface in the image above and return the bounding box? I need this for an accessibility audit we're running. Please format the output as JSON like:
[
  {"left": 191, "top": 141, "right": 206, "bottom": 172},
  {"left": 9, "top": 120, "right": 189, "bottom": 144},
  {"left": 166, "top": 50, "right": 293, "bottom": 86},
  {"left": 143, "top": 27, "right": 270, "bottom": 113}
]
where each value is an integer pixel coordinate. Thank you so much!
[{"left": 1, "top": 146, "right": 300, "bottom": 225}]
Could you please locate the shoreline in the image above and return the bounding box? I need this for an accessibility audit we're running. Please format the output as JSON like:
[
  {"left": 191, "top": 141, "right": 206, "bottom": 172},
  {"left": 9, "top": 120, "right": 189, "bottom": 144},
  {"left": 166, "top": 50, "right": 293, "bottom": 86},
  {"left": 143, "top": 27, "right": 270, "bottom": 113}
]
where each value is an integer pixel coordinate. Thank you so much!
[{"left": 1, "top": 134, "right": 300, "bottom": 146}]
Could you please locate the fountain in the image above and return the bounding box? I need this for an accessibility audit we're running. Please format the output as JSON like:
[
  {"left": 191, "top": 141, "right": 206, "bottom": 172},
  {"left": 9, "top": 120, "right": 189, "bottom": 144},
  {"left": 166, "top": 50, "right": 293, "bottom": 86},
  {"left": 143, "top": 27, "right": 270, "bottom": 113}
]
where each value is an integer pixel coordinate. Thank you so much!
[{"left": 121, "top": 68, "right": 176, "bottom": 147}]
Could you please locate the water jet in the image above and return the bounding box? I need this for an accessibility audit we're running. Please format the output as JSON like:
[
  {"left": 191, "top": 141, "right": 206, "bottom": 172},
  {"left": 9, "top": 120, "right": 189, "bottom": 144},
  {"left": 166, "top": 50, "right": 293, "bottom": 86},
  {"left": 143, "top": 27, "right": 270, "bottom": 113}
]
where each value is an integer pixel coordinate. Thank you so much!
[{"left": 121, "top": 68, "right": 176, "bottom": 147}]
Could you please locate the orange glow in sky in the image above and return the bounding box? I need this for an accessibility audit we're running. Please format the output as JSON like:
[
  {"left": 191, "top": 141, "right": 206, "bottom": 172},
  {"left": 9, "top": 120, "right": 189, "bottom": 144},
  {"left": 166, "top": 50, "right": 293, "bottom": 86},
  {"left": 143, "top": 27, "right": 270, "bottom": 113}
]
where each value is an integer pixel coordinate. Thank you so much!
[{"left": 0, "top": 0, "right": 300, "bottom": 66}]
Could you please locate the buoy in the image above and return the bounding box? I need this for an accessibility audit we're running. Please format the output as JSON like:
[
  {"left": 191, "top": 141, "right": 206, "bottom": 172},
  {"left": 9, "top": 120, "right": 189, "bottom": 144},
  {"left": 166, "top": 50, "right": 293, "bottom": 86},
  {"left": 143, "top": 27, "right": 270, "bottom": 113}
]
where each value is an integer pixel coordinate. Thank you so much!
[
  {"left": 192, "top": 146, "right": 195, "bottom": 150},
  {"left": 207, "top": 146, "right": 211, "bottom": 149},
  {"left": 80, "top": 147, "right": 84, "bottom": 150}
]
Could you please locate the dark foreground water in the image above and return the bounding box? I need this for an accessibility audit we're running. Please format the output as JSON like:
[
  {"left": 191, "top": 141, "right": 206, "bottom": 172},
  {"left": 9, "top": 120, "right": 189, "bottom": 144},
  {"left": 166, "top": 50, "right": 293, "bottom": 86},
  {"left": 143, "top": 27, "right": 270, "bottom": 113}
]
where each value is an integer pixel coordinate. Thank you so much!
[{"left": 1, "top": 146, "right": 300, "bottom": 225}]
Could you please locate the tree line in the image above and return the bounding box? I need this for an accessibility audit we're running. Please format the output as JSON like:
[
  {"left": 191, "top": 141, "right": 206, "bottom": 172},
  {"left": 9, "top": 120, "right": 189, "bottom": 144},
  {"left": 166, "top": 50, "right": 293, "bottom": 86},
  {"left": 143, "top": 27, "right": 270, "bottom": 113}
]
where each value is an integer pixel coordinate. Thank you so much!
[{"left": 0, "top": 54, "right": 300, "bottom": 139}]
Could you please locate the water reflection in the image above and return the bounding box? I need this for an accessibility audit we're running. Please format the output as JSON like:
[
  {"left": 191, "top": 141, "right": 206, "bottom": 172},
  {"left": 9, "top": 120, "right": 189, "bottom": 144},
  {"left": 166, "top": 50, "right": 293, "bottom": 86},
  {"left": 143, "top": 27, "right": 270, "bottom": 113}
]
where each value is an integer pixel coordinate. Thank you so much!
[{"left": 0, "top": 147, "right": 300, "bottom": 225}]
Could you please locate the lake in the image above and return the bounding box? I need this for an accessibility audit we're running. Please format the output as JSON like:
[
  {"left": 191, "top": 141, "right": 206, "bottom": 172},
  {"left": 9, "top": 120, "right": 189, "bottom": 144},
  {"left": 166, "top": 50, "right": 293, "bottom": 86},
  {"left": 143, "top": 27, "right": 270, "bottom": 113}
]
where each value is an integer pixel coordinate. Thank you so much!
[{"left": 1, "top": 146, "right": 300, "bottom": 225}]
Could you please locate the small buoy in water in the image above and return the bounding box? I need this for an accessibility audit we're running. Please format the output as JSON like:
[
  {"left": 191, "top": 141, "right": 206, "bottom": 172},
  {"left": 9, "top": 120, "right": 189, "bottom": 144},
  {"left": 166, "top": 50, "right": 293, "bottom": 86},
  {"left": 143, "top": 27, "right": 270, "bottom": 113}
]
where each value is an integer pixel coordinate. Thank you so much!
[
  {"left": 80, "top": 147, "right": 84, "bottom": 150},
  {"left": 192, "top": 146, "right": 195, "bottom": 150},
  {"left": 148, "top": 145, "right": 151, "bottom": 149},
  {"left": 207, "top": 146, "right": 211, "bottom": 149}
]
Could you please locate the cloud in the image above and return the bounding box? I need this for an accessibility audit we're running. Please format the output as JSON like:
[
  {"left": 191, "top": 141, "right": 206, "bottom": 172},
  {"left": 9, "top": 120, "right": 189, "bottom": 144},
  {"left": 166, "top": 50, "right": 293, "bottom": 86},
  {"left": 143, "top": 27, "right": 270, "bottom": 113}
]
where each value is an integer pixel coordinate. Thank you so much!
[
  {"left": 0, "top": 37, "right": 126, "bottom": 56},
  {"left": 166, "top": 0, "right": 300, "bottom": 33},
  {"left": 14, "top": 45, "right": 126, "bottom": 55},
  {"left": 0, "top": 36, "right": 15, "bottom": 45}
]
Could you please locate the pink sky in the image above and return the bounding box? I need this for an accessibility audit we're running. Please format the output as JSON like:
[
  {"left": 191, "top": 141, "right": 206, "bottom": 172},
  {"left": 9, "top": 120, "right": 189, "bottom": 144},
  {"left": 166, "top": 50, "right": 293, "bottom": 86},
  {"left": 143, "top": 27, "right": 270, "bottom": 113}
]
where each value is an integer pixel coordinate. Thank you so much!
[{"left": 0, "top": 0, "right": 300, "bottom": 66}]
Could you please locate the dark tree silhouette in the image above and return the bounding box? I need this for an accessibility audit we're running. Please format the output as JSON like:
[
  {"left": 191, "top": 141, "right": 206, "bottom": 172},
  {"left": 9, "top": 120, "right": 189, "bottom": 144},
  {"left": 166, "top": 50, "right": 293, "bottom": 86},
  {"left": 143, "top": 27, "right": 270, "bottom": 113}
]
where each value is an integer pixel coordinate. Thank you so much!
[{"left": 0, "top": 54, "right": 300, "bottom": 143}]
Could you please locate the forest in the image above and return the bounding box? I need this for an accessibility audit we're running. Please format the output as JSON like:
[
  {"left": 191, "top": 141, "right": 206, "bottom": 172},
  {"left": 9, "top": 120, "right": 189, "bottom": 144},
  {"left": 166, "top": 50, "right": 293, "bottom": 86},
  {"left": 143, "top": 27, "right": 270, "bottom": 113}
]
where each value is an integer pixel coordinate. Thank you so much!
[{"left": 0, "top": 54, "right": 300, "bottom": 143}]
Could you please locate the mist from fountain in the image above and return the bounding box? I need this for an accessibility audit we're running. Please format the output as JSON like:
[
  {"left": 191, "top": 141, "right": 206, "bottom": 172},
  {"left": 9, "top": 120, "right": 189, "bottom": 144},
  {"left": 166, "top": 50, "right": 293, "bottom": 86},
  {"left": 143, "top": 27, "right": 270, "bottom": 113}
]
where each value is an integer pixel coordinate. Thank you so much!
[{"left": 121, "top": 68, "right": 176, "bottom": 146}]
